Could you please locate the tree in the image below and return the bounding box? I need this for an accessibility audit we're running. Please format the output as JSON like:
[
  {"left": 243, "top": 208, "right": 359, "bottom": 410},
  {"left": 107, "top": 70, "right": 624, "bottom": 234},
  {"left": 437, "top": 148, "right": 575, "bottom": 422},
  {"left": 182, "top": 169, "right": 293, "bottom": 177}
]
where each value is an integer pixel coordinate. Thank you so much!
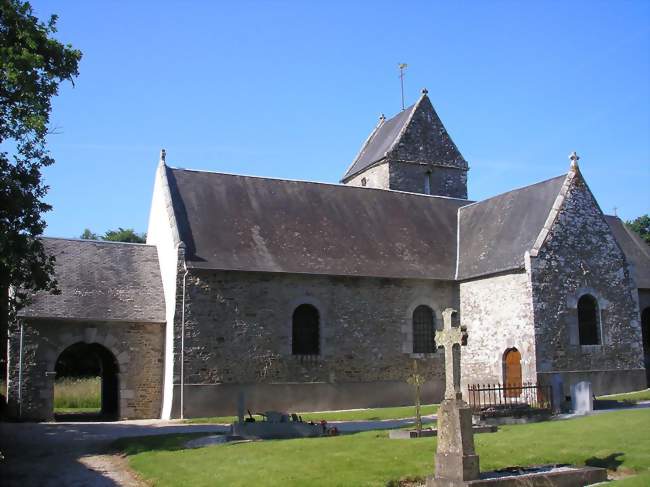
[
  {"left": 626, "top": 214, "right": 650, "bottom": 245},
  {"left": 0, "top": 1, "right": 82, "bottom": 374},
  {"left": 80, "top": 227, "right": 146, "bottom": 243},
  {"left": 80, "top": 228, "right": 99, "bottom": 240},
  {"left": 103, "top": 227, "right": 146, "bottom": 243}
]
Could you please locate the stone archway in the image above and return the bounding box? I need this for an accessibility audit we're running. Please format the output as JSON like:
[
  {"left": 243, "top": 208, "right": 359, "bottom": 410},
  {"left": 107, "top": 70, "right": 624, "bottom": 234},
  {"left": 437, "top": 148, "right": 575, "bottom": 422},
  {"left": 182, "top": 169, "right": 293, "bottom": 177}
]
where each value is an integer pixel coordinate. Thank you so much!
[
  {"left": 642, "top": 308, "right": 650, "bottom": 386},
  {"left": 503, "top": 348, "right": 522, "bottom": 397},
  {"left": 54, "top": 342, "right": 119, "bottom": 420}
]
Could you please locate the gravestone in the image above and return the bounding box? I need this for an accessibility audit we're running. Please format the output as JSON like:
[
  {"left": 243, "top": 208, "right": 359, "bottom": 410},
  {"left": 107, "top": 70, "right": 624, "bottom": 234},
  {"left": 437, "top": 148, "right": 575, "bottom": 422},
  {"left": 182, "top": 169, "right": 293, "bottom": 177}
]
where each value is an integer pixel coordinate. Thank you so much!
[
  {"left": 237, "top": 390, "right": 245, "bottom": 423},
  {"left": 570, "top": 381, "right": 593, "bottom": 414},
  {"left": 550, "top": 374, "right": 564, "bottom": 413},
  {"left": 427, "top": 308, "right": 479, "bottom": 486}
]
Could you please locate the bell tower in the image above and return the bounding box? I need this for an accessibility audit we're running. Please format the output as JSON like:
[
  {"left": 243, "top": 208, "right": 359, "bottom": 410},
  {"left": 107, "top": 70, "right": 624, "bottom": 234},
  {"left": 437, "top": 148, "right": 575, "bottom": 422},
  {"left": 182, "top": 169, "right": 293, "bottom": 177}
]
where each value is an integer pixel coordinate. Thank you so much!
[{"left": 341, "top": 89, "right": 468, "bottom": 199}]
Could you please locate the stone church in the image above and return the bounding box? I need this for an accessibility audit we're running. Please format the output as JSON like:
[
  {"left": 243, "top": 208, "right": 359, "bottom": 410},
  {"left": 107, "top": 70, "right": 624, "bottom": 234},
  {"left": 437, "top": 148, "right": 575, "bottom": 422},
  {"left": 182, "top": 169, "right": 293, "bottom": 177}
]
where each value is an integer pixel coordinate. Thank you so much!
[{"left": 6, "top": 90, "right": 650, "bottom": 420}]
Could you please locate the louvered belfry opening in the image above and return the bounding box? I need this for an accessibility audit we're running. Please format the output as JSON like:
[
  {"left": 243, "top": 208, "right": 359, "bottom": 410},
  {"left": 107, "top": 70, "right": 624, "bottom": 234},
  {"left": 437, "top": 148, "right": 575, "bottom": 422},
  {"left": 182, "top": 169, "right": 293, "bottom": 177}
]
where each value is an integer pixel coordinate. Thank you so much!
[
  {"left": 292, "top": 304, "right": 320, "bottom": 355},
  {"left": 578, "top": 294, "right": 600, "bottom": 345},
  {"left": 412, "top": 305, "right": 436, "bottom": 353}
]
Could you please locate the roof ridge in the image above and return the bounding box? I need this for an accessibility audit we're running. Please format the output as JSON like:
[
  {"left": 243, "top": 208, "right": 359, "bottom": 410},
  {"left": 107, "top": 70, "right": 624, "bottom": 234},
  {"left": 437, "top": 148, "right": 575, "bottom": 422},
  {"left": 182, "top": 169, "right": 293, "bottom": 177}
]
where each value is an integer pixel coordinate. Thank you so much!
[
  {"left": 340, "top": 115, "right": 387, "bottom": 181},
  {"left": 459, "top": 174, "right": 566, "bottom": 211},
  {"left": 382, "top": 94, "right": 425, "bottom": 159},
  {"left": 341, "top": 99, "right": 419, "bottom": 181},
  {"left": 168, "top": 166, "right": 471, "bottom": 202},
  {"left": 41, "top": 236, "right": 154, "bottom": 247}
]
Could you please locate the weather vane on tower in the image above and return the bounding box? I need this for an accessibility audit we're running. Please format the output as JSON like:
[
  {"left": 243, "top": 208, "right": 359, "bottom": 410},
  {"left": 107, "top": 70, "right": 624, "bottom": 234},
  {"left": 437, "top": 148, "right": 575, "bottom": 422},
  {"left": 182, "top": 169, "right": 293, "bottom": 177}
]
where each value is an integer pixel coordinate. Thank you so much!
[{"left": 398, "top": 63, "right": 408, "bottom": 111}]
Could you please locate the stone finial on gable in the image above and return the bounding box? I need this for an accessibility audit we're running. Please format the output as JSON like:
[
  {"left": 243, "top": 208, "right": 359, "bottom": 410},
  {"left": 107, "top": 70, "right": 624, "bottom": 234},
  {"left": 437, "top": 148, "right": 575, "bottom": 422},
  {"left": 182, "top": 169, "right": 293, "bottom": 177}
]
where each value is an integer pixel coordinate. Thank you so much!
[
  {"left": 569, "top": 151, "right": 580, "bottom": 171},
  {"left": 160, "top": 148, "right": 167, "bottom": 165},
  {"left": 421, "top": 88, "right": 429, "bottom": 95}
]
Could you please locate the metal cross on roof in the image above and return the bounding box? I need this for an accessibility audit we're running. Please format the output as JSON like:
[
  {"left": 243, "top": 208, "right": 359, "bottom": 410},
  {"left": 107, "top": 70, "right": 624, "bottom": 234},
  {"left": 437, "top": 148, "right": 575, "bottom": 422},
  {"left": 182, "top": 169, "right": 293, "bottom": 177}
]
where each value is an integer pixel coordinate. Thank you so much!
[{"left": 437, "top": 308, "right": 467, "bottom": 400}]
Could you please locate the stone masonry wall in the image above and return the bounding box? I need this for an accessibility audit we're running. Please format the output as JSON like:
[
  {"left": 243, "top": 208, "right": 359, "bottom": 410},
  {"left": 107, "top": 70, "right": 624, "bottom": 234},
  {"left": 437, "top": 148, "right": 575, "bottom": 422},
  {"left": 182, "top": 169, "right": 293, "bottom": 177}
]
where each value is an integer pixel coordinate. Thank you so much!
[
  {"left": 389, "top": 162, "right": 468, "bottom": 199},
  {"left": 6, "top": 319, "right": 164, "bottom": 420},
  {"left": 459, "top": 271, "right": 537, "bottom": 391},
  {"left": 345, "top": 162, "right": 389, "bottom": 189},
  {"left": 171, "top": 270, "right": 456, "bottom": 416},
  {"left": 529, "top": 170, "right": 645, "bottom": 394}
]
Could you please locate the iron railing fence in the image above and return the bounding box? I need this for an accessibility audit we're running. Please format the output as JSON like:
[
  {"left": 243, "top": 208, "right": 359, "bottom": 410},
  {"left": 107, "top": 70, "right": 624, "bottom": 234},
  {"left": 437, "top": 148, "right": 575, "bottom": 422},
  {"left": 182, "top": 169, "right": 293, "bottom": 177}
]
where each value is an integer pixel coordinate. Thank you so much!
[{"left": 467, "top": 382, "right": 552, "bottom": 413}]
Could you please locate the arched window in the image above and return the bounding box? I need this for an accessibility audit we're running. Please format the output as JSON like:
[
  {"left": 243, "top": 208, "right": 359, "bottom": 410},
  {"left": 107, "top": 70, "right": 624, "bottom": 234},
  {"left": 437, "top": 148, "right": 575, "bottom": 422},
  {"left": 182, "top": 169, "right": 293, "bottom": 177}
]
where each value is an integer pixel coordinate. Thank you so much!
[
  {"left": 413, "top": 305, "right": 436, "bottom": 353},
  {"left": 292, "top": 304, "right": 320, "bottom": 355},
  {"left": 578, "top": 294, "right": 600, "bottom": 345}
]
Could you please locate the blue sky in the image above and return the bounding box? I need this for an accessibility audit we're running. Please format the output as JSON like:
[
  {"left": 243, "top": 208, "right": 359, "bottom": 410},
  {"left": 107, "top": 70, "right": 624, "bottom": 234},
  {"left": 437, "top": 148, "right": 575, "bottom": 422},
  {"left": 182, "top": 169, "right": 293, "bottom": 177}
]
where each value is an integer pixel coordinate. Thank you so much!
[{"left": 29, "top": 0, "right": 650, "bottom": 237}]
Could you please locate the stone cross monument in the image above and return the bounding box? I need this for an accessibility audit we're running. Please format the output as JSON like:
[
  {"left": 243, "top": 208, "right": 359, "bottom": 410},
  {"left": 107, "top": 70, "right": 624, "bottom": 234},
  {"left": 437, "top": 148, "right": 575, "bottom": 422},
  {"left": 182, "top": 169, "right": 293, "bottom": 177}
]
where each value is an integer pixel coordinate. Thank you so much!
[{"left": 427, "top": 308, "right": 480, "bottom": 487}]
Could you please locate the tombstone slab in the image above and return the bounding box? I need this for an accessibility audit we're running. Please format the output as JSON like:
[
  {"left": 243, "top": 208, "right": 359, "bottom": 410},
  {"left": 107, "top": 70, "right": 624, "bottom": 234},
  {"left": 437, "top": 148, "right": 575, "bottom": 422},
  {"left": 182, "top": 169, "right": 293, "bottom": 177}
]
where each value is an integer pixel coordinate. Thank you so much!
[{"left": 570, "top": 381, "right": 593, "bottom": 414}]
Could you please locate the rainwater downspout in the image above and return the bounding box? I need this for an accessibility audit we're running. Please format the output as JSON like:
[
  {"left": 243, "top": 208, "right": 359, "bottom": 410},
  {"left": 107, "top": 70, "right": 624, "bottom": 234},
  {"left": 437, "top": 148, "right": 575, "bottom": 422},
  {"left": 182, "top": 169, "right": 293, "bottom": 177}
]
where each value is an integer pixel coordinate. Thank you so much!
[
  {"left": 17, "top": 322, "right": 24, "bottom": 418},
  {"left": 180, "top": 261, "right": 189, "bottom": 419}
]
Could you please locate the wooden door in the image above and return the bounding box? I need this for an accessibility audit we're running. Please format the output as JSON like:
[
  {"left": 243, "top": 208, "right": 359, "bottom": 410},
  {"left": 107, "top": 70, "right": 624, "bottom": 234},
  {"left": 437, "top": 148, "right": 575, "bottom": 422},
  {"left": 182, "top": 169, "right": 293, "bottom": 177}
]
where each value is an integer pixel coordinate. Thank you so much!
[{"left": 504, "top": 349, "right": 522, "bottom": 397}]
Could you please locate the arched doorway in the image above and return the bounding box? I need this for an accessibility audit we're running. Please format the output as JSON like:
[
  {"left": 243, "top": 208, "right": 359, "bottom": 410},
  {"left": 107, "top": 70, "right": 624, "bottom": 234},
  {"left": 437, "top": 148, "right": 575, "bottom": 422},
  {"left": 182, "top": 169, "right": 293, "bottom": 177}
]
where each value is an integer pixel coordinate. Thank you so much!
[
  {"left": 54, "top": 342, "right": 119, "bottom": 420},
  {"left": 503, "top": 348, "right": 522, "bottom": 397},
  {"left": 642, "top": 308, "right": 650, "bottom": 386}
]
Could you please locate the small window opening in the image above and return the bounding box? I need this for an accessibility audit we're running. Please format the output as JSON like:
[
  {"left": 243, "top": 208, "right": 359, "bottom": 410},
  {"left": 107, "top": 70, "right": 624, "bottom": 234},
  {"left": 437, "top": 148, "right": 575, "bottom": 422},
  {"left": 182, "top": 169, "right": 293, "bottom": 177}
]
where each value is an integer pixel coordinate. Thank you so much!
[
  {"left": 361, "top": 177, "right": 367, "bottom": 187},
  {"left": 413, "top": 305, "right": 436, "bottom": 353},
  {"left": 578, "top": 294, "right": 600, "bottom": 345},
  {"left": 292, "top": 304, "right": 320, "bottom": 355}
]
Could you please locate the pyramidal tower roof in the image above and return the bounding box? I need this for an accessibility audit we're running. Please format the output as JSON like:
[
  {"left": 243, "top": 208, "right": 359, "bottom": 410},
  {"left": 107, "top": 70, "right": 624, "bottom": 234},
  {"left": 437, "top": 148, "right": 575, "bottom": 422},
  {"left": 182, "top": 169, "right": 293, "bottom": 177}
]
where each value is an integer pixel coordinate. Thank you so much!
[{"left": 341, "top": 91, "right": 467, "bottom": 182}]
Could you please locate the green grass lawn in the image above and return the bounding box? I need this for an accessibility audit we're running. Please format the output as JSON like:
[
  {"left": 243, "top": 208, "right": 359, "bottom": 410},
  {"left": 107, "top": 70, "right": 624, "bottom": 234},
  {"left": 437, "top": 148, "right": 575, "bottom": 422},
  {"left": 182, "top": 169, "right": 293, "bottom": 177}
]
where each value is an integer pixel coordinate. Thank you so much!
[
  {"left": 184, "top": 403, "right": 439, "bottom": 424},
  {"left": 115, "top": 408, "right": 650, "bottom": 487},
  {"left": 53, "top": 377, "right": 101, "bottom": 414},
  {"left": 597, "top": 388, "right": 650, "bottom": 404}
]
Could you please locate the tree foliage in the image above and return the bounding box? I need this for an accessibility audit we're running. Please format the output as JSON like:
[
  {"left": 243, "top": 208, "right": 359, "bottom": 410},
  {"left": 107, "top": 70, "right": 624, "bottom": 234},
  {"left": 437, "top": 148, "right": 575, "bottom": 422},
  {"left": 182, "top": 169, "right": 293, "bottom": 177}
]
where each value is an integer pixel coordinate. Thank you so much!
[
  {"left": 0, "top": 1, "right": 81, "bottom": 330},
  {"left": 626, "top": 214, "right": 650, "bottom": 245},
  {"left": 80, "top": 227, "right": 146, "bottom": 243}
]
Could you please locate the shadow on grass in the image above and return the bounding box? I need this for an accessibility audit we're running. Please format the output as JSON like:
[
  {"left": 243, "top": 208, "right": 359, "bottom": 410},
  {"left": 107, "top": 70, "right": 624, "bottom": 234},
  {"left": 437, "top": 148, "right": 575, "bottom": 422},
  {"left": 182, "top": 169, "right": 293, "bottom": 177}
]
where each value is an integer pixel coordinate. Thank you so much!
[
  {"left": 585, "top": 452, "right": 625, "bottom": 471},
  {"left": 112, "top": 433, "right": 212, "bottom": 455},
  {"left": 594, "top": 399, "right": 635, "bottom": 410}
]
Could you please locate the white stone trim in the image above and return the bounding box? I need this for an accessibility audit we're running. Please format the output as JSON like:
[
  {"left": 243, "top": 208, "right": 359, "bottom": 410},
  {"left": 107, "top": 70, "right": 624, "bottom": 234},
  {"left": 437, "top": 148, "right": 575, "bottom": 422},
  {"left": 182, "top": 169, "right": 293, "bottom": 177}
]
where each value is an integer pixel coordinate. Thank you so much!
[
  {"left": 568, "top": 290, "right": 607, "bottom": 347},
  {"left": 402, "top": 298, "right": 440, "bottom": 356},
  {"left": 529, "top": 168, "right": 576, "bottom": 258}
]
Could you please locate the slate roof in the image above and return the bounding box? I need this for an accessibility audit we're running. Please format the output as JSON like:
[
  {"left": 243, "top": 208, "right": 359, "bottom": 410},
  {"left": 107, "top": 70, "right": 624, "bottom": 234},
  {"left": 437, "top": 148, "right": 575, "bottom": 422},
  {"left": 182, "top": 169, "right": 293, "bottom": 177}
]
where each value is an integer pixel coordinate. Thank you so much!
[
  {"left": 166, "top": 167, "right": 467, "bottom": 280},
  {"left": 18, "top": 238, "right": 166, "bottom": 323},
  {"left": 341, "top": 93, "right": 467, "bottom": 182},
  {"left": 605, "top": 215, "right": 650, "bottom": 289},
  {"left": 342, "top": 104, "right": 416, "bottom": 181},
  {"left": 457, "top": 175, "right": 567, "bottom": 280}
]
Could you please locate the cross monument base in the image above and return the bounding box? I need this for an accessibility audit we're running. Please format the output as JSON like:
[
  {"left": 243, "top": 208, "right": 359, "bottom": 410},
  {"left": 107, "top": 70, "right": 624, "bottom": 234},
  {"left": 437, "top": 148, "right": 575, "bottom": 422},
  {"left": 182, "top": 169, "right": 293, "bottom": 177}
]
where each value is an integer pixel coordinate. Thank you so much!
[{"left": 427, "top": 397, "right": 479, "bottom": 487}]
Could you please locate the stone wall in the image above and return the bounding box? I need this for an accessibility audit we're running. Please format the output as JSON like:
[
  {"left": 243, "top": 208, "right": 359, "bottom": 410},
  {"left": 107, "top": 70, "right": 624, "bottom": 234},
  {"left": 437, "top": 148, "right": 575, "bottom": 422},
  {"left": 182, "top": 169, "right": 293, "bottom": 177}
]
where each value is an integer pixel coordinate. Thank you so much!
[
  {"left": 459, "top": 271, "right": 537, "bottom": 391},
  {"left": 6, "top": 319, "right": 164, "bottom": 420},
  {"left": 345, "top": 162, "right": 389, "bottom": 189},
  {"left": 529, "top": 170, "right": 645, "bottom": 395},
  {"left": 170, "top": 270, "right": 455, "bottom": 417},
  {"left": 389, "top": 162, "right": 468, "bottom": 199}
]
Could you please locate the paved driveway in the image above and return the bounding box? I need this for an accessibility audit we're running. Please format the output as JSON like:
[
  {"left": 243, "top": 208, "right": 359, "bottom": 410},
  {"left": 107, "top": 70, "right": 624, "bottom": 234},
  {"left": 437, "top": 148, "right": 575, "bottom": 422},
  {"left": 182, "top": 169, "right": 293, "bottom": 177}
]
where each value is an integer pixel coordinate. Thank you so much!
[
  {"left": 0, "top": 420, "right": 224, "bottom": 487},
  {"left": 0, "top": 415, "right": 437, "bottom": 486}
]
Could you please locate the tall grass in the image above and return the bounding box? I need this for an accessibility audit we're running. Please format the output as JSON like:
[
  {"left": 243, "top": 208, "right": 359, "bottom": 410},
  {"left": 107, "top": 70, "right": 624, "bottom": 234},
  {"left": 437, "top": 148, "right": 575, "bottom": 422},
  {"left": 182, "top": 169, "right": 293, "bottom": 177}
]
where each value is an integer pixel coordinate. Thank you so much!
[{"left": 54, "top": 377, "right": 101, "bottom": 410}]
